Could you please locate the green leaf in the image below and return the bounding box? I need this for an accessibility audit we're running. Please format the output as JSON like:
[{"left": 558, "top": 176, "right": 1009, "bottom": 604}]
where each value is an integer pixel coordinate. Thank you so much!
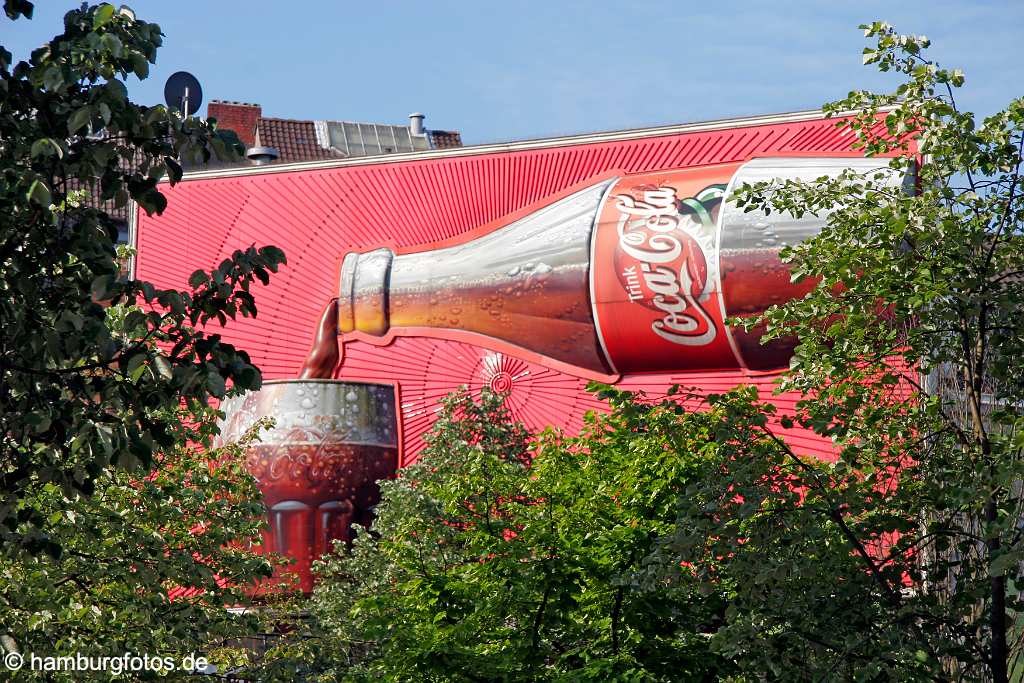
[
  {"left": 42, "top": 66, "right": 63, "bottom": 91},
  {"left": 26, "top": 178, "right": 51, "bottom": 206},
  {"left": 92, "top": 3, "right": 115, "bottom": 28},
  {"left": 91, "top": 274, "right": 114, "bottom": 301},
  {"left": 4, "top": 0, "right": 33, "bottom": 20},
  {"left": 130, "top": 53, "right": 149, "bottom": 79},
  {"left": 100, "top": 32, "right": 123, "bottom": 58},
  {"left": 989, "top": 552, "right": 1019, "bottom": 578},
  {"left": 188, "top": 270, "right": 209, "bottom": 288},
  {"left": 206, "top": 370, "right": 226, "bottom": 396},
  {"left": 153, "top": 355, "right": 172, "bottom": 379},
  {"left": 30, "top": 137, "right": 63, "bottom": 159},
  {"left": 68, "top": 106, "right": 93, "bottom": 135}
]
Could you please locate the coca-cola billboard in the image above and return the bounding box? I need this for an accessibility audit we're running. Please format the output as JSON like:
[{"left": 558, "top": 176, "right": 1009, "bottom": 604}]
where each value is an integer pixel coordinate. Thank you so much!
[
  {"left": 136, "top": 111, "right": 914, "bottom": 590},
  {"left": 337, "top": 157, "right": 911, "bottom": 376}
]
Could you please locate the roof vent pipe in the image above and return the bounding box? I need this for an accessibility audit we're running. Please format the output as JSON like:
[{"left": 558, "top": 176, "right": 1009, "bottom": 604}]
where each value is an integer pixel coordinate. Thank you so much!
[
  {"left": 246, "top": 146, "right": 279, "bottom": 165},
  {"left": 408, "top": 112, "right": 425, "bottom": 136}
]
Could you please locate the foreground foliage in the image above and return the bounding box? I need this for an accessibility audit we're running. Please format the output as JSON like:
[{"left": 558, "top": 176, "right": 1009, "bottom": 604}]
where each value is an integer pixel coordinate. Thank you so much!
[
  {"left": 268, "top": 389, "right": 733, "bottom": 682},
  {"left": 0, "top": 1, "right": 284, "bottom": 553},
  {"left": 2, "top": 2, "right": 287, "bottom": 678},
  {"left": 0, "top": 395, "right": 273, "bottom": 681},
  {"left": 659, "top": 22, "right": 1024, "bottom": 682},
  {"left": 289, "top": 22, "right": 1024, "bottom": 683}
]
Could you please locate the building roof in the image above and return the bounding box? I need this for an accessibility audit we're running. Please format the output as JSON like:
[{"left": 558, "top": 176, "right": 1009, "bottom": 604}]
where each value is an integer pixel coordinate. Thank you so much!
[
  {"left": 428, "top": 130, "right": 462, "bottom": 149},
  {"left": 320, "top": 120, "right": 431, "bottom": 156},
  {"left": 257, "top": 118, "right": 343, "bottom": 162},
  {"left": 205, "top": 101, "right": 462, "bottom": 166},
  {"left": 181, "top": 107, "right": 883, "bottom": 181}
]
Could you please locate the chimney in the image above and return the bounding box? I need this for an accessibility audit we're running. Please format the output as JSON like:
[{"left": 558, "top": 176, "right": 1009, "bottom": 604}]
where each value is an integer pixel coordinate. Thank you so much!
[
  {"left": 408, "top": 112, "right": 425, "bottom": 137},
  {"left": 207, "top": 100, "right": 261, "bottom": 148}
]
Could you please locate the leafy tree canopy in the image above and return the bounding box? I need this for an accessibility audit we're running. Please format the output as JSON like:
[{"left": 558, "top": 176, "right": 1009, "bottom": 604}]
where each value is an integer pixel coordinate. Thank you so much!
[
  {"left": 286, "top": 22, "right": 1024, "bottom": 683},
  {"left": 0, "top": 0, "right": 285, "bottom": 554},
  {"left": 265, "top": 389, "right": 735, "bottom": 682},
  {"left": 1, "top": 2, "right": 288, "bottom": 678},
  {"left": 661, "top": 21, "right": 1024, "bottom": 683}
]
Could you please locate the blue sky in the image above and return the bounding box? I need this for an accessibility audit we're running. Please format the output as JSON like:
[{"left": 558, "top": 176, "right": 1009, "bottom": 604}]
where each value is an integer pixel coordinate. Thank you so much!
[{"left": 3, "top": 1, "right": 1021, "bottom": 145}]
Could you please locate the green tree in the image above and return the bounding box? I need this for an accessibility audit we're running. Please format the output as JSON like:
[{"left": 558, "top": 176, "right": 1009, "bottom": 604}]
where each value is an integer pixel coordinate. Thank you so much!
[
  {"left": 0, "top": 1, "right": 284, "bottom": 552},
  {"left": 284, "top": 388, "right": 734, "bottom": 682},
  {"left": 0, "top": 386, "right": 274, "bottom": 681},
  {"left": 1, "top": 2, "right": 288, "bottom": 678},
  {"left": 645, "top": 22, "right": 1024, "bottom": 682},
  {"left": 286, "top": 22, "right": 1024, "bottom": 683}
]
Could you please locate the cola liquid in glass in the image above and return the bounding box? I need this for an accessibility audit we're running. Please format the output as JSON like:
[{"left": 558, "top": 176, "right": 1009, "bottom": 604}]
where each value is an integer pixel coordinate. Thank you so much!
[
  {"left": 338, "top": 158, "right": 911, "bottom": 373},
  {"left": 218, "top": 380, "right": 397, "bottom": 593}
]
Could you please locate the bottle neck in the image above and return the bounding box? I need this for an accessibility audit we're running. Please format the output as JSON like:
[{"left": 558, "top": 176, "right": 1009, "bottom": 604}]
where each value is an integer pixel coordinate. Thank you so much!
[
  {"left": 337, "top": 180, "right": 615, "bottom": 374},
  {"left": 338, "top": 249, "right": 393, "bottom": 336}
]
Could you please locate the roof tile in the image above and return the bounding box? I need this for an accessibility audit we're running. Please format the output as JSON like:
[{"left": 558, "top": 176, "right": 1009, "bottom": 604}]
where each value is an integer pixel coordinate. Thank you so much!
[
  {"left": 429, "top": 130, "right": 463, "bottom": 149},
  {"left": 257, "top": 118, "right": 344, "bottom": 162}
]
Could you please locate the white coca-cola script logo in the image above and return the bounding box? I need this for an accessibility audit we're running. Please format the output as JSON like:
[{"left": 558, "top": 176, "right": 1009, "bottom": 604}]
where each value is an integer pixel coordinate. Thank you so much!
[{"left": 613, "top": 186, "right": 720, "bottom": 346}]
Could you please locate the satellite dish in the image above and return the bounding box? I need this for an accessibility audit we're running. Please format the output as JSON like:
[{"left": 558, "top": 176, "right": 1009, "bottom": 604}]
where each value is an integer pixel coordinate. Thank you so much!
[{"left": 164, "top": 71, "right": 203, "bottom": 117}]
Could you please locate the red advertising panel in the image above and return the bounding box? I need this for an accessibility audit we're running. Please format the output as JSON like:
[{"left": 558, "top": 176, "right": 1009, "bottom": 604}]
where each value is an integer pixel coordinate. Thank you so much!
[
  {"left": 137, "top": 110, "right": 901, "bottom": 465},
  {"left": 135, "top": 110, "right": 909, "bottom": 589}
]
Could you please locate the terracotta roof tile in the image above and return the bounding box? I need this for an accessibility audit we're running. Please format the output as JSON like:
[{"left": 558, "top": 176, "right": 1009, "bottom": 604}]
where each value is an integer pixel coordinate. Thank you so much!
[
  {"left": 429, "top": 130, "right": 463, "bottom": 149},
  {"left": 257, "top": 118, "right": 343, "bottom": 163}
]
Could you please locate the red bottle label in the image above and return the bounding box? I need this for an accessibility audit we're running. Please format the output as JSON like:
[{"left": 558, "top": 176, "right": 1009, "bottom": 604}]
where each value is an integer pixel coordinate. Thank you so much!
[{"left": 591, "top": 164, "right": 743, "bottom": 373}]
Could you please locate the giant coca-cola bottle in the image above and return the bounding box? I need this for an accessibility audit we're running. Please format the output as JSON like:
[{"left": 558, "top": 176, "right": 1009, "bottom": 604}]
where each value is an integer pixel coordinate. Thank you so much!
[{"left": 337, "top": 158, "right": 911, "bottom": 374}]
